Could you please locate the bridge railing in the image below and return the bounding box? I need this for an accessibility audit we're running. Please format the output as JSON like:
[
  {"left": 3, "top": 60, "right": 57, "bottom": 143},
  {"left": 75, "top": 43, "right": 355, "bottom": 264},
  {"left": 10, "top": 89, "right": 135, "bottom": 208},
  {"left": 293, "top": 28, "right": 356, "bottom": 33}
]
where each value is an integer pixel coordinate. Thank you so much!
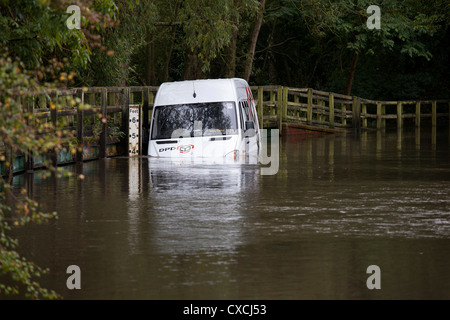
[
  {"left": 1, "top": 86, "right": 158, "bottom": 177},
  {"left": 251, "top": 86, "right": 450, "bottom": 135}
]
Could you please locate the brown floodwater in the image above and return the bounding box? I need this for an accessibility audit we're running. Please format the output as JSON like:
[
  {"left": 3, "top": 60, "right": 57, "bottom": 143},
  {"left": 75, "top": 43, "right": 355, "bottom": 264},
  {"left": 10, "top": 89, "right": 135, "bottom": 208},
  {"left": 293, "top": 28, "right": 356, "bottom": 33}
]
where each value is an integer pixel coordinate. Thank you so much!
[{"left": 11, "top": 127, "right": 450, "bottom": 299}]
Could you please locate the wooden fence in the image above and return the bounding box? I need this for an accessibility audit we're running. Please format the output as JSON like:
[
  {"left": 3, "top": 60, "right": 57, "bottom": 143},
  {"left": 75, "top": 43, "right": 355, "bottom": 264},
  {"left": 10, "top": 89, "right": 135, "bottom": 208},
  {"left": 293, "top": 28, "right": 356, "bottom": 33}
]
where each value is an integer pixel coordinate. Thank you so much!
[
  {"left": 1, "top": 86, "right": 158, "bottom": 177},
  {"left": 251, "top": 86, "right": 450, "bottom": 134},
  {"left": 1, "top": 85, "right": 449, "bottom": 176}
]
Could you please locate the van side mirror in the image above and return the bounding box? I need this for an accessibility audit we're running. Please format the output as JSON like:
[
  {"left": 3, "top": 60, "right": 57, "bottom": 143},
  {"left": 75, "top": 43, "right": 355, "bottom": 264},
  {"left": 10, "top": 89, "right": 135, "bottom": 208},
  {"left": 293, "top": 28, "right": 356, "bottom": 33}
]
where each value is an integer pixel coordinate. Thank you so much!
[{"left": 245, "top": 120, "right": 256, "bottom": 137}]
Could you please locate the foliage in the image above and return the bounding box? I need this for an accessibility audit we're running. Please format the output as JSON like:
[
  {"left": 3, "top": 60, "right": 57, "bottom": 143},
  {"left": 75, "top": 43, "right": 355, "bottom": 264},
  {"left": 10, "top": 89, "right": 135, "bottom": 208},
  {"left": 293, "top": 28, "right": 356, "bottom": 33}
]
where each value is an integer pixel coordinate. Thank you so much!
[
  {"left": 298, "top": 0, "right": 445, "bottom": 59},
  {"left": 248, "top": 0, "right": 449, "bottom": 98},
  {"left": 77, "top": 0, "right": 156, "bottom": 86},
  {"left": 0, "top": 54, "right": 69, "bottom": 299},
  {"left": 180, "top": 0, "right": 236, "bottom": 75},
  {"left": 84, "top": 112, "right": 126, "bottom": 146},
  {"left": 78, "top": 0, "right": 261, "bottom": 85},
  {"left": 0, "top": 0, "right": 116, "bottom": 73},
  {"left": 0, "top": 184, "right": 59, "bottom": 299},
  {"left": 0, "top": 0, "right": 114, "bottom": 299},
  {"left": 73, "top": 0, "right": 449, "bottom": 100}
]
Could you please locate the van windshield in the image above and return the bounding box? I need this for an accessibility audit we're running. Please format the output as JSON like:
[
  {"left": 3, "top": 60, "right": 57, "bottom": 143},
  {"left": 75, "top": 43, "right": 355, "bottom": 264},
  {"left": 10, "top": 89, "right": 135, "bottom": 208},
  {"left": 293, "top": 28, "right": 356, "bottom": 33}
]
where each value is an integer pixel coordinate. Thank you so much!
[{"left": 151, "top": 102, "right": 238, "bottom": 140}]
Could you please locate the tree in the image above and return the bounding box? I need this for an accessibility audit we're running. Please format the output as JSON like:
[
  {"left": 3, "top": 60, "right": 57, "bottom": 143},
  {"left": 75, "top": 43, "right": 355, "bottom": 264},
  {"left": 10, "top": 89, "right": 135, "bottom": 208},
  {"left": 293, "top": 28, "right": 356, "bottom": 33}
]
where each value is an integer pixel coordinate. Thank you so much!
[
  {"left": 180, "top": 0, "right": 237, "bottom": 79},
  {"left": 145, "top": 0, "right": 181, "bottom": 85},
  {"left": 0, "top": 0, "right": 113, "bottom": 299},
  {"left": 0, "top": 0, "right": 116, "bottom": 75},
  {"left": 243, "top": 0, "right": 266, "bottom": 81},
  {"left": 298, "top": 0, "right": 448, "bottom": 95},
  {"left": 77, "top": 0, "right": 158, "bottom": 87},
  {"left": 0, "top": 52, "right": 72, "bottom": 300},
  {"left": 123, "top": 0, "right": 259, "bottom": 83}
]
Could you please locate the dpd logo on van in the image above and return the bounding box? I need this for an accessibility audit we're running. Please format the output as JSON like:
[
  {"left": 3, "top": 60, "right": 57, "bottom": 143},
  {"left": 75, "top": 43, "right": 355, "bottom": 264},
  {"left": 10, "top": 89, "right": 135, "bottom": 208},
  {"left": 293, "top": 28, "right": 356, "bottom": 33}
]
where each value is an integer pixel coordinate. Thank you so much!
[{"left": 177, "top": 144, "right": 194, "bottom": 154}]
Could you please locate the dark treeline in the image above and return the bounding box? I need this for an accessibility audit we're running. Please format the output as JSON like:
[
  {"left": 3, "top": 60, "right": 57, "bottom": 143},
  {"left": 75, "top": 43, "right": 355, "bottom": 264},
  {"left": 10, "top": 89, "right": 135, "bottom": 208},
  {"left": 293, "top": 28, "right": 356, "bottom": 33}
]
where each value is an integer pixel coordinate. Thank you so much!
[{"left": 1, "top": 0, "right": 449, "bottom": 100}]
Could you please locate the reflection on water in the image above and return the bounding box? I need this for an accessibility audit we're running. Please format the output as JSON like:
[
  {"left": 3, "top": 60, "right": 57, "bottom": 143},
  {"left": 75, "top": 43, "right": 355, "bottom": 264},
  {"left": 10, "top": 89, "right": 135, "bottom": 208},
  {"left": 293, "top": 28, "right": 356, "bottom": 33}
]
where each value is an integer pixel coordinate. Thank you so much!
[
  {"left": 139, "top": 158, "right": 258, "bottom": 255},
  {"left": 11, "top": 127, "right": 450, "bottom": 299}
]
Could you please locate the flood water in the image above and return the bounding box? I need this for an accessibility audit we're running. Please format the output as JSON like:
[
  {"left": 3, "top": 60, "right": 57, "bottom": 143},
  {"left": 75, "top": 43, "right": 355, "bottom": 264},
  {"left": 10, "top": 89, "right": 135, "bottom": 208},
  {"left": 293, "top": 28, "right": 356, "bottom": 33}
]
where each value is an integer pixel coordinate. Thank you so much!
[{"left": 11, "top": 127, "right": 450, "bottom": 300}]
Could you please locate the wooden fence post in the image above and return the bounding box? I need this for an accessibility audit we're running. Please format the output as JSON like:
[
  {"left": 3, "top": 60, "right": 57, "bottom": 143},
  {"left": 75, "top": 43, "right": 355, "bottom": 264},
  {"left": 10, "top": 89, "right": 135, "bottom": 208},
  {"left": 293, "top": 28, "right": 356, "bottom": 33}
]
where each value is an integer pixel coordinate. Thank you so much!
[
  {"left": 317, "top": 99, "right": 323, "bottom": 123},
  {"left": 329, "top": 92, "right": 334, "bottom": 128},
  {"left": 432, "top": 100, "right": 437, "bottom": 127},
  {"left": 341, "top": 104, "right": 347, "bottom": 126},
  {"left": 99, "top": 88, "right": 108, "bottom": 159},
  {"left": 352, "top": 96, "right": 361, "bottom": 133},
  {"left": 50, "top": 93, "right": 58, "bottom": 167},
  {"left": 109, "top": 91, "right": 118, "bottom": 126},
  {"left": 76, "top": 89, "right": 84, "bottom": 163},
  {"left": 149, "top": 89, "right": 154, "bottom": 106},
  {"left": 142, "top": 87, "right": 150, "bottom": 155},
  {"left": 294, "top": 95, "right": 299, "bottom": 119},
  {"left": 269, "top": 90, "right": 275, "bottom": 117},
  {"left": 376, "top": 102, "right": 382, "bottom": 130},
  {"left": 282, "top": 86, "right": 288, "bottom": 120},
  {"left": 277, "top": 86, "right": 283, "bottom": 135},
  {"left": 415, "top": 102, "right": 421, "bottom": 128},
  {"left": 432, "top": 125, "right": 436, "bottom": 150},
  {"left": 257, "top": 87, "right": 263, "bottom": 129},
  {"left": 25, "top": 96, "right": 34, "bottom": 172},
  {"left": 138, "top": 100, "right": 143, "bottom": 156},
  {"left": 415, "top": 125, "right": 420, "bottom": 149},
  {"left": 362, "top": 103, "right": 367, "bottom": 128},
  {"left": 121, "top": 87, "right": 130, "bottom": 155},
  {"left": 307, "top": 88, "right": 313, "bottom": 125},
  {"left": 88, "top": 91, "right": 95, "bottom": 105},
  {"left": 397, "top": 101, "right": 403, "bottom": 130}
]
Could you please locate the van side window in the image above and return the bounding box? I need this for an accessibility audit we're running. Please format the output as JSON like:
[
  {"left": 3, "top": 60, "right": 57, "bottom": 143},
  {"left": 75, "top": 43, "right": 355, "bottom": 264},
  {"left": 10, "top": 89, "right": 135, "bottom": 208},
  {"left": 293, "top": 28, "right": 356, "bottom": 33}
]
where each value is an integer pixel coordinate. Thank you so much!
[
  {"left": 239, "top": 100, "right": 257, "bottom": 131},
  {"left": 238, "top": 102, "right": 245, "bottom": 130},
  {"left": 239, "top": 101, "right": 249, "bottom": 128},
  {"left": 248, "top": 101, "right": 256, "bottom": 123},
  {"left": 241, "top": 101, "right": 250, "bottom": 120}
]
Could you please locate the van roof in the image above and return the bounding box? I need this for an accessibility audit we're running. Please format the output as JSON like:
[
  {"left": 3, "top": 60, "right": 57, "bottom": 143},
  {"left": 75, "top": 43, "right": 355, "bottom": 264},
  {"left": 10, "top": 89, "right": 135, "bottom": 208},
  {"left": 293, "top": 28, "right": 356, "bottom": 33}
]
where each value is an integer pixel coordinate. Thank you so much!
[{"left": 154, "top": 78, "right": 249, "bottom": 106}]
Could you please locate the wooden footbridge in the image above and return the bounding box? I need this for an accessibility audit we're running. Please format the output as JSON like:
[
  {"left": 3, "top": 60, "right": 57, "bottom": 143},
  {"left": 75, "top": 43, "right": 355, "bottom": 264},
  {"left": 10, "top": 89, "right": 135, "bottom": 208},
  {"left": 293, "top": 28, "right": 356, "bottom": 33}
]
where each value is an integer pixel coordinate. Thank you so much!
[
  {"left": 1, "top": 85, "right": 449, "bottom": 176},
  {"left": 253, "top": 86, "right": 450, "bottom": 134}
]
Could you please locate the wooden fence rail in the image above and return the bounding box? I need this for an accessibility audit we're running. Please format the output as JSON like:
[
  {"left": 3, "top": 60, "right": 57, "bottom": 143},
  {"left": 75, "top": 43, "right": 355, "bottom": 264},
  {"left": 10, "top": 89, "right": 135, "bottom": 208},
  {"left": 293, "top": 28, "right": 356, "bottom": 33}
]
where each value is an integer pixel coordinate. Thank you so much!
[
  {"left": 1, "top": 85, "right": 449, "bottom": 176},
  {"left": 251, "top": 86, "right": 450, "bottom": 135}
]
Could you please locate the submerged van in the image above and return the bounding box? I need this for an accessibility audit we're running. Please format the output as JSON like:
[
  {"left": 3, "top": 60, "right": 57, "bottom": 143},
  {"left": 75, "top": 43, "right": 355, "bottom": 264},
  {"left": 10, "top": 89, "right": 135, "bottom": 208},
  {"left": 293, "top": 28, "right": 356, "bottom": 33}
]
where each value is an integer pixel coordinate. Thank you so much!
[{"left": 148, "top": 78, "right": 261, "bottom": 162}]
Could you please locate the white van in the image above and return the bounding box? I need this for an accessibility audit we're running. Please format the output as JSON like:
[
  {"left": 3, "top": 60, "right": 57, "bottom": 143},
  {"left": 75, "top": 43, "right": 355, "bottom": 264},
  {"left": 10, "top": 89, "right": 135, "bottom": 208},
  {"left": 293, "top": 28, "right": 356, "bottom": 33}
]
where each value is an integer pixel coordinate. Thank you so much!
[{"left": 148, "top": 78, "right": 261, "bottom": 162}]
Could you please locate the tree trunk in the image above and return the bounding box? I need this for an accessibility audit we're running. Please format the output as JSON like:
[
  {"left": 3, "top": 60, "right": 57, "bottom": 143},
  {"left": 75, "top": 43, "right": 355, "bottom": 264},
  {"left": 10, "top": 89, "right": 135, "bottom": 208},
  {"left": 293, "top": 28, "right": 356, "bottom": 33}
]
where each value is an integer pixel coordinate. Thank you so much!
[
  {"left": 283, "top": 57, "right": 292, "bottom": 85},
  {"left": 183, "top": 50, "right": 201, "bottom": 80},
  {"left": 243, "top": 0, "right": 266, "bottom": 82},
  {"left": 183, "top": 52, "right": 192, "bottom": 80},
  {"left": 163, "top": 26, "right": 177, "bottom": 82},
  {"left": 146, "top": 33, "right": 156, "bottom": 85},
  {"left": 163, "top": 1, "right": 181, "bottom": 82},
  {"left": 120, "top": 61, "right": 128, "bottom": 86},
  {"left": 345, "top": 52, "right": 359, "bottom": 96},
  {"left": 225, "top": 26, "right": 238, "bottom": 78}
]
